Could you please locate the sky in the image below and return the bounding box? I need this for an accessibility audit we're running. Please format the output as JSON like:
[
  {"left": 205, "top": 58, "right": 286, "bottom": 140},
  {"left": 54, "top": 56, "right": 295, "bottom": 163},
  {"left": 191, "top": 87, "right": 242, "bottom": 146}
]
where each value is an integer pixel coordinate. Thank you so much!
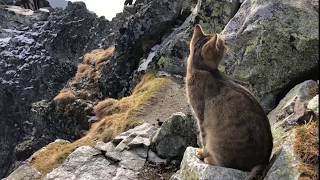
[{"left": 47, "top": 0, "right": 127, "bottom": 20}]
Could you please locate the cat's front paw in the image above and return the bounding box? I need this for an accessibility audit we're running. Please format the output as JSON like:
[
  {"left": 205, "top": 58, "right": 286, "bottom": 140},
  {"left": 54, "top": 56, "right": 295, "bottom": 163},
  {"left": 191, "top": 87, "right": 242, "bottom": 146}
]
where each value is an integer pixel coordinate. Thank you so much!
[{"left": 196, "top": 148, "right": 206, "bottom": 160}]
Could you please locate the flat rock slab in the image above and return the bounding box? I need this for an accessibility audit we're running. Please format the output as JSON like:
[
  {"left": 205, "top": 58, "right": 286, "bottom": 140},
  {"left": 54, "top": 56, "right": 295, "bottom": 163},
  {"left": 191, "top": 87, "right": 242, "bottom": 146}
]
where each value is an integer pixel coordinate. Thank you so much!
[{"left": 171, "top": 147, "right": 248, "bottom": 180}]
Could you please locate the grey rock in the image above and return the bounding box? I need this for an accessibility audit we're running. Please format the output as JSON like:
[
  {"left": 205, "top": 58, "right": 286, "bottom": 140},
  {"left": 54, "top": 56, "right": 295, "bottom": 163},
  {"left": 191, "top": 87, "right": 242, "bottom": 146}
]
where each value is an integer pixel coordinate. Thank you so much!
[
  {"left": 151, "top": 112, "right": 198, "bottom": 159},
  {"left": 45, "top": 124, "right": 159, "bottom": 180},
  {"left": 171, "top": 147, "right": 248, "bottom": 180},
  {"left": 112, "top": 168, "right": 138, "bottom": 180},
  {"left": 268, "top": 80, "right": 318, "bottom": 125},
  {"left": 307, "top": 95, "right": 319, "bottom": 118},
  {"left": 268, "top": 80, "right": 318, "bottom": 152},
  {"left": 265, "top": 133, "right": 301, "bottom": 180},
  {"left": 112, "top": 123, "right": 158, "bottom": 150},
  {"left": 147, "top": 150, "right": 167, "bottom": 164},
  {"left": 3, "top": 163, "right": 41, "bottom": 180},
  {"left": 222, "top": 0, "right": 319, "bottom": 112},
  {"left": 45, "top": 146, "right": 116, "bottom": 180}
]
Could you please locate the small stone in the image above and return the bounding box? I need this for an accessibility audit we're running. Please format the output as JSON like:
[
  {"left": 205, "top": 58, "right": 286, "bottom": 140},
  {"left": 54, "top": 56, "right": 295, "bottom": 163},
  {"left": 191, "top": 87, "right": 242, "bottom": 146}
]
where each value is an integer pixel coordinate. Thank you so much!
[{"left": 151, "top": 112, "right": 198, "bottom": 159}]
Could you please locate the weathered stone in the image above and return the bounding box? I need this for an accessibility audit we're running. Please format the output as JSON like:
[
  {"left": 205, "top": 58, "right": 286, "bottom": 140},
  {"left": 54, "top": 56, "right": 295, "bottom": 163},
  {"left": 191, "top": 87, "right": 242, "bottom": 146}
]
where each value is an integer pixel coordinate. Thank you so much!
[
  {"left": 222, "top": 0, "right": 319, "bottom": 112},
  {"left": 307, "top": 95, "right": 319, "bottom": 117},
  {"left": 3, "top": 163, "right": 41, "bottom": 180},
  {"left": 45, "top": 146, "right": 115, "bottom": 180},
  {"left": 268, "top": 80, "right": 318, "bottom": 125},
  {"left": 44, "top": 124, "right": 159, "bottom": 180},
  {"left": 147, "top": 150, "right": 167, "bottom": 164},
  {"left": 269, "top": 80, "right": 318, "bottom": 152},
  {"left": 151, "top": 112, "right": 198, "bottom": 159},
  {"left": 171, "top": 147, "right": 248, "bottom": 180},
  {"left": 112, "top": 123, "right": 158, "bottom": 150},
  {"left": 265, "top": 133, "right": 302, "bottom": 180}
]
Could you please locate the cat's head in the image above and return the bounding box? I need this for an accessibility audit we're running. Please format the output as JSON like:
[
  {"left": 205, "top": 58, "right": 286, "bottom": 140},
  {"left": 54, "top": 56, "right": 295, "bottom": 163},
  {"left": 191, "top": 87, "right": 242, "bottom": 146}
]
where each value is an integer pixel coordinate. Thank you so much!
[{"left": 190, "top": 24, "right": 226, "bottom": 70}]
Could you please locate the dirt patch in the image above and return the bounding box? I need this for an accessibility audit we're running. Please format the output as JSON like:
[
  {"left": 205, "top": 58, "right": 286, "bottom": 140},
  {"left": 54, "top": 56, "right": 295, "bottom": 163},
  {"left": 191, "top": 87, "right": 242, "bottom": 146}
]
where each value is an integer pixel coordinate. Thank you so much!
[
  {"left": 136, "top": 77, "right": 190, "bottom": 127},
  {"left": 138, "top": 161, "right": 180, "bottom": 180}
]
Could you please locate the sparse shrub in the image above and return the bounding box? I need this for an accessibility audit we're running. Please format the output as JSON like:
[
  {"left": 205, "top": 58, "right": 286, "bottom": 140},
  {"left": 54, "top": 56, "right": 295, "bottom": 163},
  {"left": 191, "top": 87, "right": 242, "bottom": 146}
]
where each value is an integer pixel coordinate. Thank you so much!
[
  {"left": 99, "top": 127, "right": 114, "bottom": 143},
  {"left": 75, "top": 64, "right": 93, "bottom": 81},
  {"left": 294, "top": 122, "right": 319, "bottom": 180},
  {"left": 53, "top": 89, "right": 76, "bottom": 104},
  {"left": 83, "top": 47, "right": 114, "bottom": 65},
  {"left": 31, "top": 74, "right": 171, "bottom": 176},
  {"left": 94, "top": 98, "right": 118, "bottom": 120}
]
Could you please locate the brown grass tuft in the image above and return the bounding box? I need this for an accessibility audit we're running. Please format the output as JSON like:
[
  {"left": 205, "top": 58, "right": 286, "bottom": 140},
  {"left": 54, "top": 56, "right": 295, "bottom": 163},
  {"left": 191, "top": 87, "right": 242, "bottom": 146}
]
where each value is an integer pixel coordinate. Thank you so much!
[
  {"left": 75, "top": 64, "right": 94, "bottom": 81},
  {"left": 94, "top": 98, "right": 119, "bottom": 120},
  {"left": 31, "top": 74, "right": 171, "bottom": 176},
  {"left": 53, "top": 89, "right": 76, "bottom": 104},
  {"left": 31, "top": 137, "right": 95, "bottom": 176},
  {"left": 83, "top": 47, "right": 114, "bottom": 65},
  {"left": 294, "top": 122, "right": 319, "bottom": 180}
]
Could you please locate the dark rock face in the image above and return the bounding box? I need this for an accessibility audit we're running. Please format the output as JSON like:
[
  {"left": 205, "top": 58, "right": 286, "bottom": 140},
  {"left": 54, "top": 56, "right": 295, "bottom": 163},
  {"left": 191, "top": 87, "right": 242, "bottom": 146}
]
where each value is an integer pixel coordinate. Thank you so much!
[
  {"left": 0, "top": 0, "right": 15, "bottom": 5},
  {"left": 100, "top": 0, "right": 197, "bottom": 98},
  {"left": 135, "top": 0, "right": 238, "bottom": 76},
  {"left": 14, "top": 0, "right": 51, "bottom": 10},
  {"left": 0, "top": 2, "right": 111, "bottom": 177}
]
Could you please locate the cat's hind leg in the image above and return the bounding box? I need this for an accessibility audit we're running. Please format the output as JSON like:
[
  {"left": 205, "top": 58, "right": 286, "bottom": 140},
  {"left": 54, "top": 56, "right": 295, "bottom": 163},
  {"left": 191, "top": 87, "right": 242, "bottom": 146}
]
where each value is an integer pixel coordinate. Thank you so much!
[{"left": 204, "top": 155, "right": 217, "bottom": 165}]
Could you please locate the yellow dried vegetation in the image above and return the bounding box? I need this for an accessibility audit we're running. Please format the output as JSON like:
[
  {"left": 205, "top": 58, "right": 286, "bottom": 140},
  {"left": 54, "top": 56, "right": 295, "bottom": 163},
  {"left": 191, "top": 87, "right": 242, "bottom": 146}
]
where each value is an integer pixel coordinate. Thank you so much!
[
  {"left": 53, "top": 89, "right": 76, "bottom": 104},
  {"left": 294, "top": 121, "right": 319, "bottom": 180},
  {"left": 31, "top": 73, "right": 171, "bottom": 176},
  {"left": 83, "top": 47, "right": 115, "bottom": 66}
]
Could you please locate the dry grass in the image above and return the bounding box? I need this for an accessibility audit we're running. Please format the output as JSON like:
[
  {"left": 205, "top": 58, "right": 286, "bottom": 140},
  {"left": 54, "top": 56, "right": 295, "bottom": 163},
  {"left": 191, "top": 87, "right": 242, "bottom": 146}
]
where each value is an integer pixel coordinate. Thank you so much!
[
  {"left": 75, "top": 64, "right": 93, "bottom": 81},
  {"left": 83, "top": 47, "right": 114, "bottom": 65},
  {"left": 53, "top": 89, "right": 76, "bottom": 104},
  {"left": 31, "top": 74, "right": 171, "bottom": 176},
  {"left": 89, "top": 74, "right": 171, "bottom": 140},
  {"left": 294, "top": 121, "right": 319, "bottom": 180},
  {"left": 94, "top": 98, "right": 118, "bottom": 120},
  {"left": 31, "top": 137, "right": 95, "bottom": 176}
]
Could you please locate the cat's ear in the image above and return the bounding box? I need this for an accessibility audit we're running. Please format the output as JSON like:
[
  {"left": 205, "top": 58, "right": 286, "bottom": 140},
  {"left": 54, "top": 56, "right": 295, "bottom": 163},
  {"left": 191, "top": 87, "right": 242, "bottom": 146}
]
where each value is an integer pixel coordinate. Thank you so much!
[
  {"left": 202, "top": 34, "right": 217, "bottom": 59},
  {"left": 202, "top": 34, "right": 226, "bottom": 69},
  {"left": 193, "top": 24, "right": 205, "bottom": 38},
  {"left": 203, "top": 34, "right": 225, "bottom": 55},
  {"left": 191, "top": 24, "right": 205, "bottom": 48}
]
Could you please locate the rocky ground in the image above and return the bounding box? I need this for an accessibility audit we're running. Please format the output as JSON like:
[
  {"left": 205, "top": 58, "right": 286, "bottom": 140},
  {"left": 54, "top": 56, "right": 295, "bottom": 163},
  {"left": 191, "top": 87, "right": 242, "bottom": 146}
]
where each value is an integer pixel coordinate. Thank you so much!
[{"left": 0, "top": 0, "right": 318, "bottom": 179}]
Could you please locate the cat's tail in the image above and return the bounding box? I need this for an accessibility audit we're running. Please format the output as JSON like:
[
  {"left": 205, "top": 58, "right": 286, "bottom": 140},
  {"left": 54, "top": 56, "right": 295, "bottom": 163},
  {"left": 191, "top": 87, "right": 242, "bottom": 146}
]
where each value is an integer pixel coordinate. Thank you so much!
[{"left": 245, "top": 165, "right": 266, "bottom": 180}]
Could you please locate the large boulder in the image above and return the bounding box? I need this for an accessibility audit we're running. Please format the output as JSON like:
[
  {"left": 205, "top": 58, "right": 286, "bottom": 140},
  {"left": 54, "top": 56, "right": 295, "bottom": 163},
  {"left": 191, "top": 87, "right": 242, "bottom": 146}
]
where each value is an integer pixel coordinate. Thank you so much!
[
  {"left": 150, "top": 112, "right": 198, "bottom": 159},
  {"left": 222, "top": 0, "right": 319, "bottom": 111},
  {"left": 171, "top": 147, "right": 248, "bottom": 180}
]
